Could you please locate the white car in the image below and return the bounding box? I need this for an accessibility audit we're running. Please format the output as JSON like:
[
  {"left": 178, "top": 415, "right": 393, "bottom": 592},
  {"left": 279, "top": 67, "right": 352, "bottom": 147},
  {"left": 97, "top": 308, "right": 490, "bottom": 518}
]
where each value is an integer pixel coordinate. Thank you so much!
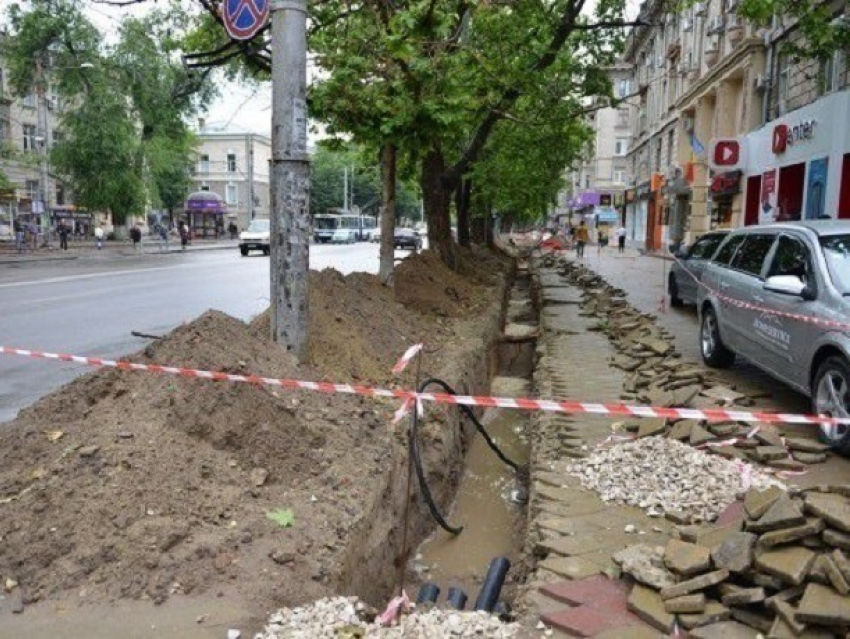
[
  {"left": 370, "top": 229, "right": 381, "bottom": 243},
  {"left": 330, "top": 229, "right": 356, "bottom": 244},
  {"left": 239, "top": 219, "right": 271, "bottom": 256}
]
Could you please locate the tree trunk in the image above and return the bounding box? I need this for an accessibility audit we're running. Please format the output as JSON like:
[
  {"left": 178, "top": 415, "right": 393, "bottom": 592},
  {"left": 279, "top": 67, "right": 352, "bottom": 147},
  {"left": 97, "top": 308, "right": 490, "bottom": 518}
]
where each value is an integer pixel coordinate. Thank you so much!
[
  {"left": 378, "top": 142, "right": 397, "bottom": 284},
  {"left": 420, "top": 147, "right": 455, "bottom": 268},
  {"left": 454, "top": 177, "right": 471, "bottom": 248}
]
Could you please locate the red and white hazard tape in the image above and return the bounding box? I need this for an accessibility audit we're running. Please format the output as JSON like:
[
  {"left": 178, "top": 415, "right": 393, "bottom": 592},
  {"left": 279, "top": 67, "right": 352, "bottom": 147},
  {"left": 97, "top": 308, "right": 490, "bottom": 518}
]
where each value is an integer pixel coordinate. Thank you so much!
[
  {"left": 2, "top": 345, "right": 849, "bottom": 428},
  {"left": 392, "top": 343, "right": 423, "bottom": 375}
]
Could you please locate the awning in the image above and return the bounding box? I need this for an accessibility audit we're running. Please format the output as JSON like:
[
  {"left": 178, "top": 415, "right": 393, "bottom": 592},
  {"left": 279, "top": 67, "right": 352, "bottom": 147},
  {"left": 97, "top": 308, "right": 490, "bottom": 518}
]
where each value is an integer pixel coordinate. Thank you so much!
[{"left": 593, "top": 207, "right": 620, "bottom": 223}]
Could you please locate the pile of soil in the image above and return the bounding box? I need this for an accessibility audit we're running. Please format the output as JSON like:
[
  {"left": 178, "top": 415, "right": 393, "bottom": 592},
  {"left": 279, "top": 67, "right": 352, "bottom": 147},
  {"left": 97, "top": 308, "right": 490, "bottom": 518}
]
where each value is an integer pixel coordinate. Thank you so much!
[{"left": 0, "top": 249, "right": 507, "bottom": 617}]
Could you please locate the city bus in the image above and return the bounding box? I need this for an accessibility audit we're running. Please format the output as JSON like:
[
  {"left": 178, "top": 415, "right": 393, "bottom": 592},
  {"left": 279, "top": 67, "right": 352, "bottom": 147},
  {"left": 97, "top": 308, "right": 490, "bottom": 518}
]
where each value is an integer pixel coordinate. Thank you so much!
[{"left": 313, "top": 213, "right": 377, "bottom": 243}]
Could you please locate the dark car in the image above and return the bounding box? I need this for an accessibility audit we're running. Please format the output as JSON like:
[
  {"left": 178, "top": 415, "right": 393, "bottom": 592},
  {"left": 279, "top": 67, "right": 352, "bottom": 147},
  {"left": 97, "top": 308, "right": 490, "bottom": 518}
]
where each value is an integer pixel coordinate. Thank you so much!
[
  {"left": 668, "top": 231, "right": 730, "bottom": 307},
  {"left": 394, "top": 228, "right": 422, "bottom": 251}
]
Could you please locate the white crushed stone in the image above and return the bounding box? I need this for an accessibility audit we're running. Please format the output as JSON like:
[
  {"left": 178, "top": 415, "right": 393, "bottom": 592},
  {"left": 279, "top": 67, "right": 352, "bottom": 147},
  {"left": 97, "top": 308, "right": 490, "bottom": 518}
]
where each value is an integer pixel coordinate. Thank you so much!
[
  {"left": 254, "top": 596, "right": 519, "bottom": 638},
  {"left": 566, "top": 436, "right": 784, "bottom": 522}
]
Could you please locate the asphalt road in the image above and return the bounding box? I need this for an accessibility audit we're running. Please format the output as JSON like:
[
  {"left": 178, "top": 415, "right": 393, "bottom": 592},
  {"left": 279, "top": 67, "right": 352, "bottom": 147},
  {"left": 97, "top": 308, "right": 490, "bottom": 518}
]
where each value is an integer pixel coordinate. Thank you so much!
[{"left": 0, "top": 242, "right": 387, "bottom": 424}]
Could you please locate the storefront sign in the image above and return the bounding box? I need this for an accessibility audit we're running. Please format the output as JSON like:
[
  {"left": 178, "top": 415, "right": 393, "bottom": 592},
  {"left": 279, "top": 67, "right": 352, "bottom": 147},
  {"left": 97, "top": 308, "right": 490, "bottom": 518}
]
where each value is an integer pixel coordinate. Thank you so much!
[
  {"left": 624, "top": 189, "right": 635, "bottom": 203},
  {"left": 773, "top": 120, "right": 817, "bottom": 154},
  {"left": 710, "top": 170, "right": 742, "bottom": 196}
]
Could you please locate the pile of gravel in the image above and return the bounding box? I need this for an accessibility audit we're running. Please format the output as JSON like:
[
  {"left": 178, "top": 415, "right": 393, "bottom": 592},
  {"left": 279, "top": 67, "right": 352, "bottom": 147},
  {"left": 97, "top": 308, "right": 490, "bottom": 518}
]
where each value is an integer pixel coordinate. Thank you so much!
[
  {"left": 254, "top": 596, "right": 519, "bottom": 638},
  {"left": 566, "top": 436, "right": 785, "bottom": 523}
]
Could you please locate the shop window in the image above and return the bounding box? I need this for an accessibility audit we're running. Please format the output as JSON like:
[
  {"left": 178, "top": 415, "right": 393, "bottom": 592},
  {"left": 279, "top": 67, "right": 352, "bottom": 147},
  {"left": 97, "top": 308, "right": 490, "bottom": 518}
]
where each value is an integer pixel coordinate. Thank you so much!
[
  {"left": 730, "top": 234, "right": 776, "bottom": 277},
  {"left": 745, "top": 175, "right": 762, "bottom": 226},
  {"left": 777, "top": 163, "right": 805, "bottom": 221}
]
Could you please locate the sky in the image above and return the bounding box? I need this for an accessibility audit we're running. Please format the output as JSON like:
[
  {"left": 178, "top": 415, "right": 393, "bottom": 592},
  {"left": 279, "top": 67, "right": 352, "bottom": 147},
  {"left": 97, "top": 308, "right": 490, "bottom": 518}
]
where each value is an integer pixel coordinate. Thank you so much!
[{"left": 80, "top": 0, "right": 642, "bottom": 138}]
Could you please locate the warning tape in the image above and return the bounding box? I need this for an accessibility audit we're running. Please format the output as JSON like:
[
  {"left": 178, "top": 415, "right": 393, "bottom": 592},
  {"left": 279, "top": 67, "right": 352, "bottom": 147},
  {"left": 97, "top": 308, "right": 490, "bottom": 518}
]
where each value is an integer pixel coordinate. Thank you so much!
[
  {"left": 392, "top": 343, "right": 423, "bottom": 375},
  {"left": 2, "top": 345, "right": 849, "bottom": 427}
]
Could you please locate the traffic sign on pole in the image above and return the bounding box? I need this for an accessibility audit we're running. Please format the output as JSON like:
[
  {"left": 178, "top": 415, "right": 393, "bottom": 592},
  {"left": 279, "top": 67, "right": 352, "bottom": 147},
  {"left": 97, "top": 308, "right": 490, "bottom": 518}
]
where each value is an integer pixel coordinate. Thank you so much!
[{"left": 223, "top": 0, "right": 270, "bottom": 41}]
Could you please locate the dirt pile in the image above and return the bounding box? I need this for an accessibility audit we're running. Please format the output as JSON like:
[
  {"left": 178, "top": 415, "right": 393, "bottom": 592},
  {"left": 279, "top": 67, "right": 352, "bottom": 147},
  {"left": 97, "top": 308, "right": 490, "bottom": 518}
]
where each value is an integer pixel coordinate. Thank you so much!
[{"left": 0, "top": 252, "right": 507, "bottom": 617}]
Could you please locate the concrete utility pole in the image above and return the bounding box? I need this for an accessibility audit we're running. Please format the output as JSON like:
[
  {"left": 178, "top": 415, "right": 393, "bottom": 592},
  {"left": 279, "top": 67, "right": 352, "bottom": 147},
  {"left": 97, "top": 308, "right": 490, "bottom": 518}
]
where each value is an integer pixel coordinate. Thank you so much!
[
  {"left": 35, "top": 58, "right": 51, "bottom": 224},
  {"left": 269, "top": 0, "right": 310, "bottom": 360}
]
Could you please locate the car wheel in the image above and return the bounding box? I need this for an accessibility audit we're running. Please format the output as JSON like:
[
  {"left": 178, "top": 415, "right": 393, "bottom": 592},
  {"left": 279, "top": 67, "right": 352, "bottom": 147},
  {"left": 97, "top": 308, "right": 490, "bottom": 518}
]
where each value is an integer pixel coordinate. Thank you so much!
[
  {"left": 812, "top": 356, "right": 850, "bottom": 455},
  {"left": 668, "top": 275, "right": 684, "bottom": 308},
  {"left": 700, "top": 306, "right": 735, "bottom": 368},
  {"left": 240, "top": 246, "right": 249, "bottom": 256}
]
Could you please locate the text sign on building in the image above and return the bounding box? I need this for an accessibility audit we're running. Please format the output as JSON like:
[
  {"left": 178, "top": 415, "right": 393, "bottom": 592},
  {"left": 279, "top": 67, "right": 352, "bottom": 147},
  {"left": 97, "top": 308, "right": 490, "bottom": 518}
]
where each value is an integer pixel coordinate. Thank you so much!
[
  {"left": 772, "top": 120, "right": 817, "bottom": 154},
  {"left": 709, "top": 138, "right": 745, "bottom": 170},
  {"left": 223, "top": 0, "right": 269, "bottom": 41}
]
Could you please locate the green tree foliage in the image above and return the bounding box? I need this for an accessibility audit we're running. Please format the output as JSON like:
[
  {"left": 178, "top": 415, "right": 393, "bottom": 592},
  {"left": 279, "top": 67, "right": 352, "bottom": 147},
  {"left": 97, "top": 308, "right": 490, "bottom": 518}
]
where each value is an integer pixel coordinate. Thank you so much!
[{"left": 2, "top": 0, "right": 215, "bottom": 224}]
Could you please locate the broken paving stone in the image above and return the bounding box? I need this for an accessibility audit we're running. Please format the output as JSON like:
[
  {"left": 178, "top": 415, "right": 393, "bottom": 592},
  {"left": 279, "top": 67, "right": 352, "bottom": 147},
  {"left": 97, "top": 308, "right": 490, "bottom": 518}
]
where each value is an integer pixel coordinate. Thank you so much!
[
  {"left": 797, "top": 582, "right": 850, "bottom": 626},
  {"left": 688, "top": 620, "right": 761, "bottom": 639},
  {"left": 720, "top": 586, "right": 765, "bottom": 606},
  {"left": 663, "top": 539, "right": 712, "bottom": 576},
  {"left": 613, "top": 544, "right": 676, "bottom": 589},
  {"left": 804, "top": 492, "right": 850, "bottom": 533},
  {"left": 667, "top": 420, "right": 694, "bottom": 441},
  {"left": 700, "top": 386, "right": 746, "bottom": 403},
  {"left": 660, "top": 569, "right": 729, "bottom": 600},
  {"left": 730, "top": 607, "right": 774, "bottom": 633},
  {"left": 537, "top": 556, "right": 601, "bottom": 581},
  {"left": 664, "top": 593, "right": 706, "bottom": 614},
  {"left": 791, "top": 451, "right": 828, "bottom": 465},
  {"left": 753, "top": 427, "right": 786, "bottom": 449},
  {"left": 772, "top": 600, "right": 807, "bottom": 635},
  {"left": 753, "top": 446, "right": 787, "bottom": 462},
  {"left": 678, "top": 601, "right": 731, "bottom": 630},
  {"left": 807, "top": 555, "right": 831, "bottom": 585},
  {"left": 689, "top": 424, "right": 717, "bottom": 447},
  {"left": 822, "top": 554, "right": 850, "bottom": 595},
  {"left": 833, "top": 549, "right": 850, "bottom": 582},
  {"left": 711, "top": 532, "right": 756, "bottom": 573},
  {"left": 754, "top": 546, "right": 816, "bottom": 586},
  {"left": 768, "top": 616, "right": 834, "bottom": 639},
  {"left": 627, "top": 583, "right": 675, "bottom": 633},
  {"left": 636, "top": 418, "right": 668, "bottom": 438},
  {"left": 767, "top": 458, "right": 807, "bottom": 472},
  {"left": 758, "top": 518, "right": 825, "bottom": 547},
  {"left": 784, "top": 438, "right": 831, "bottom": 454},
  {"left": 747, "top": 496, "right": 806, "bottom": 533},
  {"left": 823, "top": 528, "right": 850, "bottom": 550}
]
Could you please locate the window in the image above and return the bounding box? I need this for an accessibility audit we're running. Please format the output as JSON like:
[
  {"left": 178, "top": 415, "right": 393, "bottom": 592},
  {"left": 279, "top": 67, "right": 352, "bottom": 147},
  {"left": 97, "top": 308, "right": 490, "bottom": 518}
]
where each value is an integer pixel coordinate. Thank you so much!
[
  {"left": 55, "top": 183, "right": 65, "bottom": 206},
  {"left": 22, "top": 93, "right": 36, "bottom": 108},
  {"left": 730, "top": 234, "right": 776, "bottom": 276},
  {"left": 584, "top": 175, "right": 591, "bottom": 189},
  {"left": 198, "top": 154, "right": 210, "bottom": 174},
  {"left": 53, "top": 130, "right": 64, "bottom": 144},
  {"left": 617, "top": 79, "right": 631, "bottom": 99},
  {"left": 767, "top": 235, "right": 813, "bottom": 285},
  {"left": 23, "top": 124, "right": 37, "bottom": 151},
  {"left": 688, "top": 233, "right": 727, "bottom": 260},
  {"left": 227, "top": 152, "right": 237, "bottom": 172},
  {"left": 820, "top": 51, "right": 843, "bottom": 95},
  {"left": 225, "top": 183, "right": 238, "bottom": 205},
  {"left": 613, "top": 170, "right": 627, "bottom": 184},
  {"left": 200, "top": 183, "right": 210, "bottom": 192},
  {"left": 25, "top": 180, "right": 39, "bottom": 200},
  {"left": 614, "top": 138, "right": 628, "bottom": 156},
  {"left": 713, "top": 234, "right": 746, "bottom": 265}
]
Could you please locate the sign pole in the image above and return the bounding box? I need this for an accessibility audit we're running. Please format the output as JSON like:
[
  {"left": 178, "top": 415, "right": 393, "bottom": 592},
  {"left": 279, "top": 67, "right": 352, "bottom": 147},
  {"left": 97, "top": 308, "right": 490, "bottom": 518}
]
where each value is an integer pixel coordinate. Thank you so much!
[{"left": 269, "top": 0, "right": 310, "bottom": 359}]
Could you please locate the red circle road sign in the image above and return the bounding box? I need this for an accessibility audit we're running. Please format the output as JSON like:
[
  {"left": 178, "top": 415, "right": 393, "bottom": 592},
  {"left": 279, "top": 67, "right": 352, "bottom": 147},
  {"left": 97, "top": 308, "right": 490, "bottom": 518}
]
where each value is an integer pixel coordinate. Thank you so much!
[
  {"left": 712, "top": 140, "right": 740, "bottom": 167},
  {"left": 223, "top": 0, "right": 269, "bottom": 41}
]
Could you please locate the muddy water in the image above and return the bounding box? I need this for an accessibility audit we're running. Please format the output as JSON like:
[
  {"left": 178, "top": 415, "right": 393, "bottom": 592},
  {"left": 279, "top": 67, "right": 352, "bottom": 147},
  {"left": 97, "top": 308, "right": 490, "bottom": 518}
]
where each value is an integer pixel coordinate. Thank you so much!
[{"left": 415, "top": 387, "right": 530, "bottom": 602}]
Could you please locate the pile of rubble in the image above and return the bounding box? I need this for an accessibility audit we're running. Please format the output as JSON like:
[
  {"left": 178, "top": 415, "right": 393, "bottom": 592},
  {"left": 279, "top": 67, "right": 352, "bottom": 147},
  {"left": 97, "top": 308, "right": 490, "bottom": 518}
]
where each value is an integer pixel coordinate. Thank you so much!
[
  {"left": 254, "top": 596, "right": 520, "bottom": 638},
  {"left": 616, "top": 485, "right": 850, "bottom": 636},
  {"left": 567, "top": 437, "right": 783, "bottom": 523},
  {"left": 557, "top": 259, "right": 831, "bottom": 472}
]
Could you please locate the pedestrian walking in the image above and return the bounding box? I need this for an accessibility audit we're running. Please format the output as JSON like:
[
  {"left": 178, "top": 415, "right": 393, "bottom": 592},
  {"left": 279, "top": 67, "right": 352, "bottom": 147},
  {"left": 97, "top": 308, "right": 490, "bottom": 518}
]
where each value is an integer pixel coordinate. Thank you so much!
[
  {"left": 14, "top": 217, "right": 24, "bottom": 253},
  {"left": 58, "top": 220, "right": 70, "bottom": 251},
  {"left": 130, "top": 225, "right": 142, "bottom": 251},
  {"left": 575, "top": 220, "right": 589, "bottom": 258},
  {"left": 616, "top": 224, "right": 627, "bottom": 253},
  {"left": 228, "top": 221, "right": 237, "bottom": 240},
  {"left": 94, "top": 224, "right": 104, "bottom": 250},
  {"left": 179, "top": 222, "right": 189, "bottom": 250},
  {"left": 28, "top": 220, "right": 39, "bottom": 251}
]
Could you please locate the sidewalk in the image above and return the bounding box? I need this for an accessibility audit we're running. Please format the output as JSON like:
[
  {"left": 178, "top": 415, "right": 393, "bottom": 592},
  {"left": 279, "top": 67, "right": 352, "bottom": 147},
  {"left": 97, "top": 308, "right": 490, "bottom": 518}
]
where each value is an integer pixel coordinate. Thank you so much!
[{"left": 0, "top": 237, "right": 238, "bottom": 265}]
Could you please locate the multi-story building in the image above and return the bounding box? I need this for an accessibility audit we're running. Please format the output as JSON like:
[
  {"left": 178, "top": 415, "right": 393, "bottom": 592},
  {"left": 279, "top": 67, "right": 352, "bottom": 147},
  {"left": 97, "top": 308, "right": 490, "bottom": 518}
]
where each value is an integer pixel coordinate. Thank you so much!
[
  {"left": 560, "top": 65, "right": 634, "bottom": 234},
  {"left": 0, "top": 33, "right": 85, "bottom": 236},
  {"left": 622, "top": 0, "right": 849, "bottom": 249},
  {"left": 188, "top": 119, "right": 271, "bottom": 234}
]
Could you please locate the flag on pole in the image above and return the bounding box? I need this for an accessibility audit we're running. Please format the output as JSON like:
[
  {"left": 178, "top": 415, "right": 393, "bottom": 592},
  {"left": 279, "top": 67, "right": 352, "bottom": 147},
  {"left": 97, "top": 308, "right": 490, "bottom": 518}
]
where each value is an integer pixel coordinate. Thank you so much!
[{"left": 689, "top": 132, "right": 705, "bottom": 155}]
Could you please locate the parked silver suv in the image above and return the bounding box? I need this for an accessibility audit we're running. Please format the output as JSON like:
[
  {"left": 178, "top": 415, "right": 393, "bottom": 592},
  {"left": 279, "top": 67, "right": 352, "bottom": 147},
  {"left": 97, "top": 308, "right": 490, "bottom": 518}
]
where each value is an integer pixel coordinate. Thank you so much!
[{"left": 697, "top": 221, "right": 850, "bottom": 454}]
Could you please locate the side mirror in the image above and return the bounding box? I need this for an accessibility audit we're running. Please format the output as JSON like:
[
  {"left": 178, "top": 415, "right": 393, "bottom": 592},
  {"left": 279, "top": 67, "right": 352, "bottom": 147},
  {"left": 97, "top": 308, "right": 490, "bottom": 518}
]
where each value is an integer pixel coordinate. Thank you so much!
[{"left": 764, "top": 275, "right": 807, "bottom": 297}]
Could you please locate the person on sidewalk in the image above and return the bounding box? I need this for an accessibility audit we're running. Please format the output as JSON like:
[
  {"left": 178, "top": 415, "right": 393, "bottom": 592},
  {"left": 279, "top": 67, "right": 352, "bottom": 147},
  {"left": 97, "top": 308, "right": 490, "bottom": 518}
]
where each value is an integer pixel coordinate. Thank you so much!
[
  {"left": 615, "top": 224, "right": 627, "bottom": 253},
  {"left": 27, "top": 221, "right": 39, "bottom": 251},
  {"left": 58, "top": 220, "right": 70, "bottom": 251},
  {"left": 130, "top": 225, "right": 142, "bottom": 251},
  {"left": 14, "top": 217, "right": 24, "bottom": 253},
  {"left": 179, "top": 222, "right": 189, "bottom": 250},
  {"left": 94, "top": 224, "right": 104, "bottom": 250},
  {"left": 575, "top": 220, "right": 589, "bottom": 258},
  {"left": 159, "top": 224, "right": 169, "bottom": 251}
]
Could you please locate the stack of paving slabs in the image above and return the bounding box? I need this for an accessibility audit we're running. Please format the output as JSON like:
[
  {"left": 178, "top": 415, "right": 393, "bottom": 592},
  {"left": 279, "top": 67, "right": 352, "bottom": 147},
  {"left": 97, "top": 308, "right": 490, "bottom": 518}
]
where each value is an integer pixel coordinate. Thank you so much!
[
  {"left": 556, "top": 259, "right": 831, "bottom": 472},
  {"left": 618, "top": 485, "right": 850, "bottom": 637}
]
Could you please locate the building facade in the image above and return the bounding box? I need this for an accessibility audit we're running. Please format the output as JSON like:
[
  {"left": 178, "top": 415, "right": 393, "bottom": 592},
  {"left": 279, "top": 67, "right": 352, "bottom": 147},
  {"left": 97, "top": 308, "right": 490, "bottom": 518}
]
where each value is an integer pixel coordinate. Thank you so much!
[
  {"left": 620, "top": 0, "right": 848, "bottom": 249},
  {"left": 189, "top": 120, "right": 271, "bottom": 233}
]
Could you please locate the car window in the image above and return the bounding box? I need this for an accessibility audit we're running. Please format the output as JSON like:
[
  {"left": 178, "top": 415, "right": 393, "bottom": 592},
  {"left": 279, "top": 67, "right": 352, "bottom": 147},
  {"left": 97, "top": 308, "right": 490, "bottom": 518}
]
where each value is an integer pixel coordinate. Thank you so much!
[
  {"left": 767, "top": 235, "right": 814, "bottom": 285},
  {"left": 689, "top": 234, "right": 726, "bottom": 260},
  {"left": 729, "top": 234, "right": 775, "bottom": 277},
  {"left": 821, "top": 234, "right": 850, "bottom": 295},
  {"left": 712, "top": 234, "right": 746, "bottom": 266}
]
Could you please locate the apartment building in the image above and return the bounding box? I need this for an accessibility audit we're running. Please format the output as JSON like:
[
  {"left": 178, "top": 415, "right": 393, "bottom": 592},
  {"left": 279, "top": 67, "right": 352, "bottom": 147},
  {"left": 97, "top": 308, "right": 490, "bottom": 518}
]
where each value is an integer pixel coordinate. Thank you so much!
[
  {"left": 189, "top": 120, "right": 271, "bottom": 234},
  {"left": 559, "top": 65, "right": 634, "bottom": 233},
  {"left": 0, "top": 36, "right": 85, "bottom": 236},
  {"left": 620, "top": 0, "right": 849, "bottom": 249}
]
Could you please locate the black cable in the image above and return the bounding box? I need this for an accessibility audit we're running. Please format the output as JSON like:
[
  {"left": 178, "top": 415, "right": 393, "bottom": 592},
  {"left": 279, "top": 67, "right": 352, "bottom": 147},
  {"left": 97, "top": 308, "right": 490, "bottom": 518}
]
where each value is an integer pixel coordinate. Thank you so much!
[{"left": 408, "top": 377, "right": 525, "bottom": 536}]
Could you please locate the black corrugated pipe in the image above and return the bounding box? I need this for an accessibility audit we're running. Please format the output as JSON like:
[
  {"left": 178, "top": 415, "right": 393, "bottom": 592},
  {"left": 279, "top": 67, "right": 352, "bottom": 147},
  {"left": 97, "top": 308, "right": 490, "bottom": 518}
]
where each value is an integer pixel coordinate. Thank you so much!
[{"left": 473, "top": 557, "right": 511, "bottom": 612}]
